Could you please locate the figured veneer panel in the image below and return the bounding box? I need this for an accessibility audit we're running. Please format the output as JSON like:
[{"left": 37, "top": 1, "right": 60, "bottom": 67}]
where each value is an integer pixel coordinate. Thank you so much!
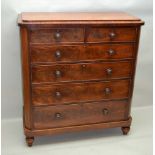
[
  {"left": 30, "top": 43, "right": 135, "bottom": 63},
  {"left": 30, "top": 28, "right": 84, "bottom": 43},
  {"left": 33, "top": 100, "right": 128, "bottom": 129},
  {"left": 31, "top": 61, "right": 132, "bottom": 83},
  {"left": 32, "top": 79, "right": 130, "bottom": 106},
  {"left": 87, "top": 28, "right": 136, "bottom": 42}
]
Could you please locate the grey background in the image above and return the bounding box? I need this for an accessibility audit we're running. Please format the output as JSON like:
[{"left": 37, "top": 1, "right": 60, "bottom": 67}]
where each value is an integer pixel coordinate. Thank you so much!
[{"left": 2, "top": 0, "right": 153, "bottom": 119}]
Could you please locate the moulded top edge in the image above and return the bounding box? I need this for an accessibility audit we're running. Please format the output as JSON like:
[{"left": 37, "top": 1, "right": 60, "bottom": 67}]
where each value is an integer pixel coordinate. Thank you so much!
[{"left": 18, "top": 12, "right": 144, "bottom": 25}]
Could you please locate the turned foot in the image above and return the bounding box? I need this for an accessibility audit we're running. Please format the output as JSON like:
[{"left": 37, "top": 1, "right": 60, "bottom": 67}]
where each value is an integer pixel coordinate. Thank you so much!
[
  {"left": 26, "top": 136, "right": 34, "bottom": 147},
  {"left": 121, "top": 127, "right": 130, "bottom": 135}
]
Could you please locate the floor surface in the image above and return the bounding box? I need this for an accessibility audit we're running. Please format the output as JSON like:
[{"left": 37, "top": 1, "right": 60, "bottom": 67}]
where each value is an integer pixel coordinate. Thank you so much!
[{"left": 2, "top": 106, "right": 152, "bottom": 155}]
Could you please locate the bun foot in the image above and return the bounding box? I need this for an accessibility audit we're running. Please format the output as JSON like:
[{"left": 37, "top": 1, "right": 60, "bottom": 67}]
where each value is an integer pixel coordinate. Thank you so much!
[
  {"left": 121, "top": 127, "right": 130, "bottom": 135},
  {"left": 26, "top": 136, "right": 34, "bottom": 147}
]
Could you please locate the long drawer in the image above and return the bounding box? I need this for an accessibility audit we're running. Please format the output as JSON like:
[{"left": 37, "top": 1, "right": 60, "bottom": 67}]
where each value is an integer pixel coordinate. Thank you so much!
[
  {"left": 31, "top": 61, "right": 132, "bottom": 84},
  {"left": 30, "top": 44, "right": 135, "bottom": 63},
  {"left": 33, "top": 100, "right": 129, "bottom": 129},
  {"left": 32, "top": 79, "right": 130, "bottom": 106}
]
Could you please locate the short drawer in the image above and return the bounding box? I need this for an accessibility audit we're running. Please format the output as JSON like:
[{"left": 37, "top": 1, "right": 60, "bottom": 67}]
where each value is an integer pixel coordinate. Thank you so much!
[
  {"left": 30, "top": 28, "right": 84, "bottom": 43},
  {"left": 87, "top": 27, "right": 136, "bottom": 42},
  {"left": 32, "top": 79, "right": 130, "bottom": 106},
  {"left": 31, "top": 61, "right": 132, "bottom": 83},
  {"left": 33, "top": 100, "right": 129, "bottom": 129},
  {"left": 30, "top": 43, "right": 135, "bottom": 63}
]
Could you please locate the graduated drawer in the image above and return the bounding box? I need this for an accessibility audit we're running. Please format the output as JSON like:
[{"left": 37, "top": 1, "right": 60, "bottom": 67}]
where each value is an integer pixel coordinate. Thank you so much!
[
  {"left": 31, "top": 61, "right": 132, "bottom": 83},
  {"left": 30, "top": 43, "right": 135, "bottom": 63},
  {"left": 30, "top": 28, "right": 84, "bottom": 43},
  {"left": 33, "top": 100, "right": 129, "bottom": 129},
  {"left": 32, "top": 79, "right": 130, "bottom": 106},
  {"left": 87, "top": 27, "right": 136, "bottom": 42}
]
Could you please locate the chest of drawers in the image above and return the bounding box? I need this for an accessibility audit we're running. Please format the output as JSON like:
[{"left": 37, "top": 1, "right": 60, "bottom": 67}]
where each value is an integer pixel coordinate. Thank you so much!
[{"left": 18, "top": 12, "right": 144, "bottom": 146}]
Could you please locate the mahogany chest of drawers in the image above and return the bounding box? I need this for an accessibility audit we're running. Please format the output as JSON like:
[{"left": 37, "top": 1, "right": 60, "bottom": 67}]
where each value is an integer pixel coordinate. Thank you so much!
[{"left": 18, "top": 12, "right": 144, "bottom": 146}]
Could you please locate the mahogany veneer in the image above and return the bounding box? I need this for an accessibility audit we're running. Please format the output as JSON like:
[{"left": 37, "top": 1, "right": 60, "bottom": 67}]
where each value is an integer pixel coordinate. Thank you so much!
[
  {"left": 18, "top": 12, "right": 144, "bottom": 146},
  {"left": 31, "top": 61, "right": 132, "bottom": 83}
]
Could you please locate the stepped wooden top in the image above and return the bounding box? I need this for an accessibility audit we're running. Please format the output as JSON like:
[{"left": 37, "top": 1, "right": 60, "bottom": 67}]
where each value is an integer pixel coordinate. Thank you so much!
[{"left": 18, "top": 12, "right": 144, "bottom": 25}]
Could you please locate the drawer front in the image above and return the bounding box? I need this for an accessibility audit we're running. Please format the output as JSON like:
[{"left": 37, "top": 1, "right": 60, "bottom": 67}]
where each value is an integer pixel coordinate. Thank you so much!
[
  {"left": 30, "top": 28, "right": 84, "bottom": 43},
  {"left": 30, "top": 44, "right": 135, "bottom": 63},
  {"left": 33, "top": 100, "right": 129, "bottom": 129},
  {"left": 32, "top": 61, "right": 132, "bottom": 83},
  {"left": 87, "top": 28, "right": 136, "bottom": 42},
  {"left": 32, "top": 80, "right": 130, "bottom": 106}
]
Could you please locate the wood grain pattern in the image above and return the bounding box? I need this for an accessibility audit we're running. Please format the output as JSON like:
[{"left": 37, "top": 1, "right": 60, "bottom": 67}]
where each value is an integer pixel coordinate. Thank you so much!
[
  {"left": 30, "top": 27, "right": 136, "bottom": 44},
  {"left": 25, "top": 117, "right": 132, "bottom": 137},
  {"left": 32, "top": 79, "right": 130, "bottom": 106},
  {"left": 20, "top": 27, "right": 32, "bottom": 129},
  {"left": 30, "top": 43, "right": 135, "bottom": 63},
  {"left": 30, "top": 28, "right": 84, "bottom": 43},
  {"left": 127, "top": 27, "right": 141, "bottom": 116},
  {"left": 31, "top": 61, "right": 132, "bottom": 83},
  {"left": 18, "top": 12, "right": 144, "bottom": 25},
  {"left": 87, "top": 27, "right": 136, "bottom": 42},
  {"left": 21, "top": 12, "right": 141, "bottom": 22},
  {"left": 33, "top": 100, "right": 129, "bottom": 129}
]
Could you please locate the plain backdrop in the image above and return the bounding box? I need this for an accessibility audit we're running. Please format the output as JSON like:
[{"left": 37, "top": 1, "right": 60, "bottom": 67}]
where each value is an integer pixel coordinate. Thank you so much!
[{"left": 1, "top": 0, "right": 153, "bottom": 119}]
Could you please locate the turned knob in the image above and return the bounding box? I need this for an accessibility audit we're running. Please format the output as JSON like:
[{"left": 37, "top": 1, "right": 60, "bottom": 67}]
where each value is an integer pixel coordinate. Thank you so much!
[
  {"left": 55, "top": 70, "right": 61, "bottom": 78},
  {"left": 108, "top": 49, "right": 115, "bottom": 56},
  {"left": 55, "top": 113, "right": 62, "bottom": 119},
  {"left": 55, "top": 91, "right": 61, "bottom": 98},
  {"left": 109, "top": 32, "right": 116, "bottom": 39},
  {"left": 102, "top": 108, "right": 109, "bottom": 115},
  {"left": 82, "top": 64, "right": 86, "bottom": 68},
  {"left": 106, "top": 68, "right": 112, "bottom": 75},
  {"left": 104, "top": 87, "right": 111, "bottom": 95},
  {"left": 54, "top": 32, "right": 61, "bottom": 40},
  {"left": 55, "top": 50, "right": 61, "bottom": 58},
  {"left": 81, "top": 64, "right": 87, "bottom": 69}
]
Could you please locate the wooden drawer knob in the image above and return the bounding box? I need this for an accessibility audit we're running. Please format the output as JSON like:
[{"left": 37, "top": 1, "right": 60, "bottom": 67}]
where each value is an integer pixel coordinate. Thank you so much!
[
  {"left": 55, "top": 91, "right": 61, "bottom": 98},
  {"left": 82, "top": 64, "right": 86, "bottom": 68},
  {"left": 54, "top": 32, "right": 61, "bottom": 40},
  {"left": 106, "top": 68, "right": 112, "bottom": 75},
  {"left": 55, "top": 113, "right": 62, "bottom": 119},
  {"left": 109, "top": 32, "right": 116, "bottom": 39},
  {"left": 104, "top": 87, "right": 111, "bottom": 95},
  {"left": 102, "top": 108, "right": 109, "bottom": 115},
  {"left": 81, "top": 64, "right": 87, "bottom": 70},
  {"left": 55, "top": 50, "right": 61, "bottom": 58},
  {"left": 108, "top": 49, "right": 115, "bottom": 56},
  {"left": 55, "top": 70, "right": 61, "bottom": 78}
]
